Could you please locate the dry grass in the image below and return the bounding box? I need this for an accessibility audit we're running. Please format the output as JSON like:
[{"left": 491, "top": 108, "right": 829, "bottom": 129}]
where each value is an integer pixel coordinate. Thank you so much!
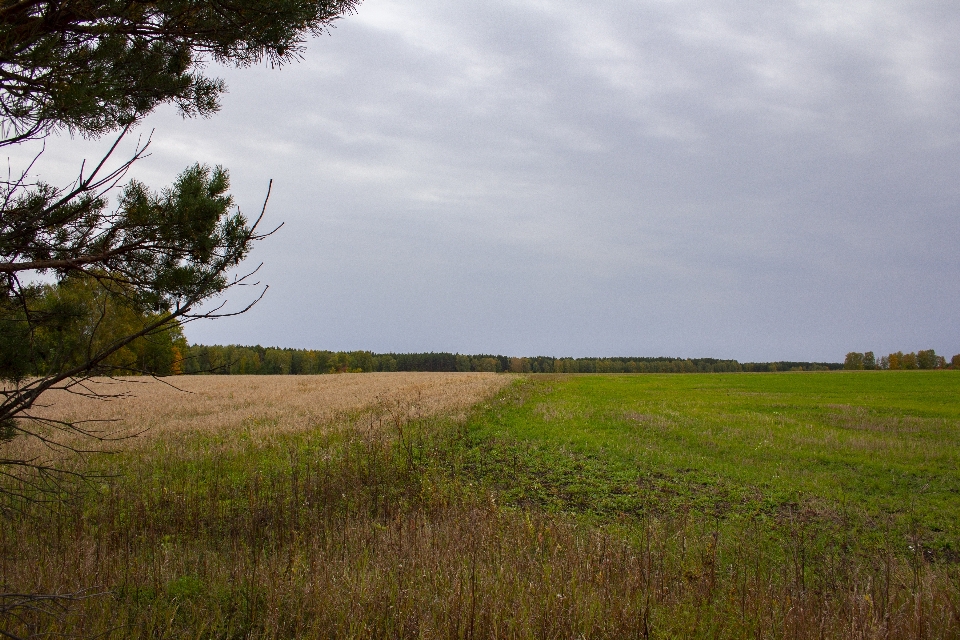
[
  {"left": 15, "top": 502, "right": 957, "bottom": 640},
  {"left": 7, "top": 373, "right": 511, "bottom": 461}
]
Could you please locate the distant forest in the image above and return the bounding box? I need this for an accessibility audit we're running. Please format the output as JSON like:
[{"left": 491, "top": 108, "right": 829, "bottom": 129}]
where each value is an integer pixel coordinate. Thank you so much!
[
  {"left": 844, "top": 350, "right": 958, "bottom": 370},
  {"left": 180, "top": 345, "right": 843, "bottom": 375}
]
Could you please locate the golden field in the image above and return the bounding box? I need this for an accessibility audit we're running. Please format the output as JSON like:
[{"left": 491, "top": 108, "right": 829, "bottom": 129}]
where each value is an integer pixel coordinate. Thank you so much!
[{"left": 10, "top": 372, "right": 511, "bottom": 460}]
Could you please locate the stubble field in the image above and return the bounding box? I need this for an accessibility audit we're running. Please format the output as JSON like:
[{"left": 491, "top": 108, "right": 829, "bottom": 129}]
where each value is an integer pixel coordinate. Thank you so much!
[
  {"left": 13, "top": 372, "right": 510, "bottom": 459},
  {"left": 2, "top": 371, "right": 959, "bottom": 638}
]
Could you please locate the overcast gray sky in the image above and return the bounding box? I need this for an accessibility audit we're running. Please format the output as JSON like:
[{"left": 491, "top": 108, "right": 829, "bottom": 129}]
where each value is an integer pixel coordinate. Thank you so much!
[{"left": 17, "top": 0, "right": 960, "bottom": 361}]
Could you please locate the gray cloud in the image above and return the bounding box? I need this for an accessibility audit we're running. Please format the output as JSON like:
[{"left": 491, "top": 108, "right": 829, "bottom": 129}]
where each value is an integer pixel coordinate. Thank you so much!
[{"left": 16, "top": 0, "right": 960, "bottom": 360}]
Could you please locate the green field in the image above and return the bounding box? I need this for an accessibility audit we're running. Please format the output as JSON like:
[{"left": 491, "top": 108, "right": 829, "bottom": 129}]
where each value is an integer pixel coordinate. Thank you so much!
[
  {"left": 465, "top": 371, "right": 960, "bottom": 554},
  {"left": 4, "top": 371, "right": 960, "bottom": 638}
]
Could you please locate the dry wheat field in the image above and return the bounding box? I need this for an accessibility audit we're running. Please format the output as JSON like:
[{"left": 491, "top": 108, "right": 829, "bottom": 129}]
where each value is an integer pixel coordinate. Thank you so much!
[{"left": 11, "top": 372, "right": 510, "bottom": 460}]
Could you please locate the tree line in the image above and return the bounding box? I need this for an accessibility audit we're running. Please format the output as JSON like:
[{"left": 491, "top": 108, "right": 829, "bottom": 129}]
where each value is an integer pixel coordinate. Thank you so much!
[
  {"left": 178, "top": 345, "right": 844, "bottom": 375},
  {"left": 844, "top": 350, "right": 959, "bottom": 370}
]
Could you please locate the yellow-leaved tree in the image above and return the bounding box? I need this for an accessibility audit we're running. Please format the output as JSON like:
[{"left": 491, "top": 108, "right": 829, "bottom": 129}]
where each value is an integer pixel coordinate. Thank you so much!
[{"left": 33, "top": 275, "right": 188, "bottom": 377}]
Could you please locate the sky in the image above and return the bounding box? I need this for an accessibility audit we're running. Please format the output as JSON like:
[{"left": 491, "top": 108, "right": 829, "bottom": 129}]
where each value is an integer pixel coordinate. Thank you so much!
[{"left": 13, "top": 0, "right": 960, "bottom": 361}]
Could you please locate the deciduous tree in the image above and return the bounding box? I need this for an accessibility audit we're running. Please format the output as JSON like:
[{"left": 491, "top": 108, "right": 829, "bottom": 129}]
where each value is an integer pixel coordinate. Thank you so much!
[
  {"left": 900, "top": 352, "right": 918, "bottom": 369},
  {"left": 888, "top": 352, "right": 903, "bottom": 370},
  {"left": 917, "top": 349, "right": 940, "bottom": 370},
  {"left": 844, "top": 352, "right": 865, "bottom": 370}
]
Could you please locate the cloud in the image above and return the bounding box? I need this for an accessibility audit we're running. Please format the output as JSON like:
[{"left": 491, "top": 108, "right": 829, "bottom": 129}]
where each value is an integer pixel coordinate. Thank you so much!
[{"left": 18, "top": 0, "right": 960, "bottom": 360}]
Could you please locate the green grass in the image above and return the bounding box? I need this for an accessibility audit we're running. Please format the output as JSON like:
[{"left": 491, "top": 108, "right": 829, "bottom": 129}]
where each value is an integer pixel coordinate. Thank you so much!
[{"left": 464, "top": 372, "right": 960, "bottom": 555}]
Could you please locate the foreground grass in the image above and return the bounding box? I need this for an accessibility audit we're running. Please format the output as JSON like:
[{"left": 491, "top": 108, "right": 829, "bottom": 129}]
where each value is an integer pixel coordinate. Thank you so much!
[{"left": 2, "top": 372, "right": 960, "bottom": 638}]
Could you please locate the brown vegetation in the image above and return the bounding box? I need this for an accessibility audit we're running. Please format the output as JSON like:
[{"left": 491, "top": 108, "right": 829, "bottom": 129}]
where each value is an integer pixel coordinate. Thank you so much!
[{"left": 9, "top": 373, "right": 511, "bottom": 461}]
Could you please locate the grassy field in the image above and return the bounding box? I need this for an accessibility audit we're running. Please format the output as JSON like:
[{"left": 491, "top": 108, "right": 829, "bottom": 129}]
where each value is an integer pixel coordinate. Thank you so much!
[
  {"left": 467, "top": 372, "right": 960, "bottom": 552},
  {"left": 2, "top": 372, "right": 959, "bottom": 638}
]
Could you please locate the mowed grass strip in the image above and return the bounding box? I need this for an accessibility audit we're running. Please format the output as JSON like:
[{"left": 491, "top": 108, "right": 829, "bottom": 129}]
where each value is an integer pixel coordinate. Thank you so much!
[{"left": 464, "top": 371, "right": 960, "bottom": 552}]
